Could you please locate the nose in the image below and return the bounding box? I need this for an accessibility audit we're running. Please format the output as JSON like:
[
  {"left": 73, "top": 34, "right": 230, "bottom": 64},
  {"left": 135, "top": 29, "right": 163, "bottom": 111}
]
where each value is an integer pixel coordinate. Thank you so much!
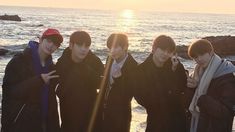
[
  {"left": 110, "top": 48, "right": 116, "bottom": 53},
  {"left": 162, "top": 50, "right": 170, "bottom": 56},
  {"left": 194, "top": 56, "right": 202, "bottom": 64},
  {"left": 80, "top": 45, "right": 89, "bottom": 52},
  {"left": 49, "top": 43, "right": 58, "bottom": 49}
]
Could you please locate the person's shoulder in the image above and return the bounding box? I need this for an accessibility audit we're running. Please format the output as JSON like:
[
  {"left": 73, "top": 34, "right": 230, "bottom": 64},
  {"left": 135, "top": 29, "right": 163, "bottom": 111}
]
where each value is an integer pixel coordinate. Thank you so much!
[
  {"left": 9, "top": 47, "right": 31, "bottom": 64},
  {"left": 213, "top": 72, "right": 235, "bottom": 84},
  {"left": 127, "top": 53, "right": 138, "bottom": 66},
  {"left": 5, "top": 50, "right": 30, "bottom": 71},
  {"left": 88, "top": 51, "right": 101, "bottom": 60},
  {"left": 138, "top": 54, "right": 152, "bottom": 68},
  {"left": 86, "top": 51, "right": 103, "bottom": 65},
  {"left": 58, "top": 47, "right": 70, "bottom": 60}
]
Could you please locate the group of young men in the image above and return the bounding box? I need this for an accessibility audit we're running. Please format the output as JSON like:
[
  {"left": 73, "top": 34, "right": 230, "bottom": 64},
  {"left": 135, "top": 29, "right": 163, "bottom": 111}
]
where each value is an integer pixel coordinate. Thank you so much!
[{"left": 1, "top": 28, "right": 235, "bottom": 132}]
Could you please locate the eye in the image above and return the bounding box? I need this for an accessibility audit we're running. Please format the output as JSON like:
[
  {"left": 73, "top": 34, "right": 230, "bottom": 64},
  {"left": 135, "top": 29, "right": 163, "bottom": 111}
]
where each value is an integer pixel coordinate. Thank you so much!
[{"left": 46, "top": 39, "right": 53, "bottom": 43}]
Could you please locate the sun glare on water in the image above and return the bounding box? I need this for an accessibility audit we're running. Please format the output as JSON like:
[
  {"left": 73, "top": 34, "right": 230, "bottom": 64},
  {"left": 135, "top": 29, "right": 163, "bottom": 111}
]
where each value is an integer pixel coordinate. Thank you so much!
[
  {"left": 121, "top": 9, "right": 134, "bottom": 19},
  {"left": 115, "top": 9, "right": 136, "bottom": 32}
]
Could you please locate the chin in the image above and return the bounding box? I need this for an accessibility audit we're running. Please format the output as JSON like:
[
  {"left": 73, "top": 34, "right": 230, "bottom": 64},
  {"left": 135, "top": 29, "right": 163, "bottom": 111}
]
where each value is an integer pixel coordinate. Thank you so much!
[
  {"left": 44, "top": 50, "right": 52, "bottom": 55},
  {"left": 160, "top": 58, "right": 168, "bottom": 63},
  {"left": 111, "top": 55, "right": 118, "bottom": 59},
  {"left": 79, "top": 56, "right": 86, "bottom": 60}
]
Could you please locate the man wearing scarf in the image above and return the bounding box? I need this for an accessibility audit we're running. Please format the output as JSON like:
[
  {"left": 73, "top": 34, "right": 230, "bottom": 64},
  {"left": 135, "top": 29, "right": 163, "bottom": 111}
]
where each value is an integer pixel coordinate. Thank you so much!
[{"left": 187, "top": 39, "right": 235, "bottom": 132}]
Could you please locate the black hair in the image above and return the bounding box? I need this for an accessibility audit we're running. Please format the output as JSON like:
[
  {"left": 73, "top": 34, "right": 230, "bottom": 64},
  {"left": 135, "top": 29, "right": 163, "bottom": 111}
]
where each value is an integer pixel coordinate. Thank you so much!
[
  {"left": 152, "top": 35, "right": 176, "bottom": 53},
  {"left": 70, "top": 31, "right": 91, "bottom": 46},
  {"left": 42, "top": 34, "right": 62, "bottom": 46}
]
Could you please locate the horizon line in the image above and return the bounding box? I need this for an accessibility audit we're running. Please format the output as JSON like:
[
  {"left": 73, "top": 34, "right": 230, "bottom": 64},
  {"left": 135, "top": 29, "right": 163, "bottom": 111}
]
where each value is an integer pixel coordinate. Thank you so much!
[{"left": 1, "top": 4, "right": 235, "bottom": 16}]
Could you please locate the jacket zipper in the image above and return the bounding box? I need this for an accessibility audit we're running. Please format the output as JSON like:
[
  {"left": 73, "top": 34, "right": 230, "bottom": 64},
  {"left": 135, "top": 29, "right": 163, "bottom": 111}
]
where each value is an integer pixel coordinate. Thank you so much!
[{"left": 14, "top": 104, "right": 26, "bottom": 123}]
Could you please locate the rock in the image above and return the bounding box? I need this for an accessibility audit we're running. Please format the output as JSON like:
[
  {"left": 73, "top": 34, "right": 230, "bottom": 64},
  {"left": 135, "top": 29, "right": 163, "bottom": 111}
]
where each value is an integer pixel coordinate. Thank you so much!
[
  {"left": 0, "top": 14, "right": 21, "bottom": 21},
  {"left": 203, "top": 36, "right": 235, "bottom": 56},
  {"left": 176, "top": 45, "right": 190, "bottom": 59},
  {"left": 176, "top": 36, "right": 235, "bottom": 59},
  {"left": 0, "top": 48, "right": 9, "bottom": 55}
]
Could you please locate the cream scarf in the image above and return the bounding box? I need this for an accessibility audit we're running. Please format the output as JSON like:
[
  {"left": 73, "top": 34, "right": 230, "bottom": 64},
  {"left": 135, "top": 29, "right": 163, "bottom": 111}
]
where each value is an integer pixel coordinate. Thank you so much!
[{"left": 189, "top": 54, "right": 222, "bottom": 132}]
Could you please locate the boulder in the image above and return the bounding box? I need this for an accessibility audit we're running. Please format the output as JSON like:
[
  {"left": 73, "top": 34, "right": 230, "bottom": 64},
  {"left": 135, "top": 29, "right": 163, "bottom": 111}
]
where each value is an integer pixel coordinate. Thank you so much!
[
  {"left": 203, "top": 36, "right": 235, "bottom": 56},
  {"left": 0, "top": 14, "right": 21, "bottom": 21}
]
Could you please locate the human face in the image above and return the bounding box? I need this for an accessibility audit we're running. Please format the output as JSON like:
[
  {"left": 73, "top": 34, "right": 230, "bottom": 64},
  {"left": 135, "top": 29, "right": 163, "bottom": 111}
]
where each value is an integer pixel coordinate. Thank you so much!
[
  {"left": 40, "top": 39, "right": 59, "bottom": 55},
  {"left": 70, "top": 43, "right": 90, "bottom": 63},
  {"left": 153, "top": 48, "right": 174, "bottom": 64},
  {"left": 193, "top": 52, "right": 213, "bottom": 68},
  {"left": 109, "top": 45, "right": 126, "bottom": 60}
]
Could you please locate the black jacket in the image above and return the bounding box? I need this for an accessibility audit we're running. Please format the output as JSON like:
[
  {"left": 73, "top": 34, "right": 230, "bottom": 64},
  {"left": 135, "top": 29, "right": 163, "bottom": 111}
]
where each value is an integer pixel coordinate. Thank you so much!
[
  {"left": 56, "top": 48, "right": 104, "bottom": 132},
  {"left": 102, "top": 53, "right": 138, "bottom": 132},
  {"left": 135, "top": 54, "right": 188, "bottom": 132},
  {"left": 186, "top": 72, "right": 235, "bottom": 132},
  {"left": 1, "top": 47, "right": 60, "bottom": 132}
]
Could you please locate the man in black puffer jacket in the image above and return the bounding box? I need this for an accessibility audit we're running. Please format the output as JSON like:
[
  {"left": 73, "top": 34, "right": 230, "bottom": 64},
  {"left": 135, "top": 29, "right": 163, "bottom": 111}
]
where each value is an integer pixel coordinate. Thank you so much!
[
  {"left": 135, "top": 35, "right": 188, "bottom": 132},
  {"left": 1, "top": 28, "right": 63, "bottom": 132},
  {"left": 56, "top": 31, "right": 104, "bottom": 132}
]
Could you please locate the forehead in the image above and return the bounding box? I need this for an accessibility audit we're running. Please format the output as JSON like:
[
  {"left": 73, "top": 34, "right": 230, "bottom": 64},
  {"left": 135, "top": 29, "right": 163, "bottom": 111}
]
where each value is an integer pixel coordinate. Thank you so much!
[
  {"left": 74, "top": 42, "right": 90, "bottom": 46},
  {"left": 193, "top": 52, "right": 211, "bottom": 59},
  {"left": 44, "top": 38, "right": 60, "bottom": 46},
  {"left": 156, "top": 47, "right": 173, "bottom": 53},
  {"left": 110, "top": 44, "right": 123, "bottom": 49}
]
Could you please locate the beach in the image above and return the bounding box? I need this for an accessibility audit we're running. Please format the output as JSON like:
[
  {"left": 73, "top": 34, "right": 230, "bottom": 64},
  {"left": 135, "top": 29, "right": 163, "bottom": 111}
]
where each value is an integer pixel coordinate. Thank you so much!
[{"left": 1, "top": 5, "right": 235, "bottom": 131}]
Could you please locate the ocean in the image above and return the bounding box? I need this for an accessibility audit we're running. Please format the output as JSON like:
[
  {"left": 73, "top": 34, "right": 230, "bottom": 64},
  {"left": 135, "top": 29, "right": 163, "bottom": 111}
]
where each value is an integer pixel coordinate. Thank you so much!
[{"left": 0, "top": 5, "right": 235, "bottom": 131}]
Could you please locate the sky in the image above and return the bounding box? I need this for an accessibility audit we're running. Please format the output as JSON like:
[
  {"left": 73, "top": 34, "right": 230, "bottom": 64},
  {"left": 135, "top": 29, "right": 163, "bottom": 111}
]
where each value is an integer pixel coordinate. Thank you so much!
[{"left": 1, "top": 0, "right": 235, "bottom": 14}]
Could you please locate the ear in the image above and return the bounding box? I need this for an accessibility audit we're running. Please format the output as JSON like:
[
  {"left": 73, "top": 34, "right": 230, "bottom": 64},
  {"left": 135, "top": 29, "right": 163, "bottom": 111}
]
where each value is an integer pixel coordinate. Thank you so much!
[
  {"left": 152, "top": 48, "right": 156, "bottom": 54},
  {"left": 39, "top": 37, "right": 43, "bottom": 44},
  {"left": 209, "top": 51, "right": 214, "bottom": 56},
  {"left": 69, "top": 42, "right": 73, "bottom": 50}
]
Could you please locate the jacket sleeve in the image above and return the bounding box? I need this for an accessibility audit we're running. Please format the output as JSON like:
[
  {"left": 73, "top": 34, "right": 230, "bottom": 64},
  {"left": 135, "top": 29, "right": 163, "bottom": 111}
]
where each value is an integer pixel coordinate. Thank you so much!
[
  {"left": 174, "top": 63, "right": 187, "bottom": 92},
  {"left": 94, "top": 58, "right": 105, "bottom": 90},
  {"left": 197, "top": 74, "right": 235, "bottom": 119},
  {"left": 133, "top": 65, "right": 150, "bottom": 108},
  {"left": 174, "top": 63, "right": 191, "bottom": 110},
  {"left": 2, "top": 57, "right": 44, "bottom": 100}
]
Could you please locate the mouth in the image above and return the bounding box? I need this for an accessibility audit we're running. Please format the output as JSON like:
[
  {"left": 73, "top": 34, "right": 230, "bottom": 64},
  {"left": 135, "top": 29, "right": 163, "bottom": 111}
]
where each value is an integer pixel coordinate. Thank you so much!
[
  {"left": 160, "top": 56, "right": 168, "bottom": 61},
  {"left": 45, "top": 48, "right": 53, "bottom": 54},
  {"left": 80, "top": 53, "right": 87, "bottom": 57}
]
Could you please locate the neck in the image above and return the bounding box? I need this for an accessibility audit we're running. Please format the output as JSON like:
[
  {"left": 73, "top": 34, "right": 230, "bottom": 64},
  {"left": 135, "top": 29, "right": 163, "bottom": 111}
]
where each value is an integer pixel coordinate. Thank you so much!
[
  {"left": 71, "top": 56, "right": 83, "bottom": 63},
  {"left": 153, "top": 55, "right": 164, "bottom": 67},
  {"left": 115, "top": 53, "right": 127, "bottom": 63},
  {"left": 38, "top": 47, "right": 48, "bottom": 67}
]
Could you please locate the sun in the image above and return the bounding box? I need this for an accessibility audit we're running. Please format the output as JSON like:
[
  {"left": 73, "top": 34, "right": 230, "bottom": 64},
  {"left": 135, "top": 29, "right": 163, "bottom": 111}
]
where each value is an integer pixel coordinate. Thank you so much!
[{"left": 121, "top": 9, "right": 134, "bottom": 19}]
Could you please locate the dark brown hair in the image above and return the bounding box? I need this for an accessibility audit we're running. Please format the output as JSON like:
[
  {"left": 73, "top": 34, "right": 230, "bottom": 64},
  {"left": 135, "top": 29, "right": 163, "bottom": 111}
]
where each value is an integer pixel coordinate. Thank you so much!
[
  {"left": 107, "top": 33, "right": 128, "bottom": 50},
  {"left": 152, "top": 35, "right": 176, "bottom": 53},
  {"left": 70, "top": 31, "right": 91, "bottom": 46},
  {"left": 188, "top": 39, "right": 214, "bottom": 58}
]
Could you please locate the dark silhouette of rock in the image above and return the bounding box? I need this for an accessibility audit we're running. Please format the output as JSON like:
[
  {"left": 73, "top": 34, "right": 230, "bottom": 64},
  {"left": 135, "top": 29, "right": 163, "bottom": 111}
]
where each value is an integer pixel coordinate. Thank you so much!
[
  {"left": 176, "top": 36, "right": 235, "bottom": 59},
  {"left": 0, "top": 14, "right": 21, "bottom": 21},
  {"left": 203, "top": 36, "right": 235, "bottom": 56},
  {"left": 176, "top": 45, "right": 189, "bottom": 59}
]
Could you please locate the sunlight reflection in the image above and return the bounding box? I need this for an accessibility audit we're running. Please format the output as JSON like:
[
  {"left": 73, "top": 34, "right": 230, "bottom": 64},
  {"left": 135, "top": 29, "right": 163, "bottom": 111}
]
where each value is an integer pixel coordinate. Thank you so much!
[
  {"left": 121, "top": 9, "right": 134, "bottom": 19},
  {"left": 116, "top": 9, "right": 136, "bottom": 32}
]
